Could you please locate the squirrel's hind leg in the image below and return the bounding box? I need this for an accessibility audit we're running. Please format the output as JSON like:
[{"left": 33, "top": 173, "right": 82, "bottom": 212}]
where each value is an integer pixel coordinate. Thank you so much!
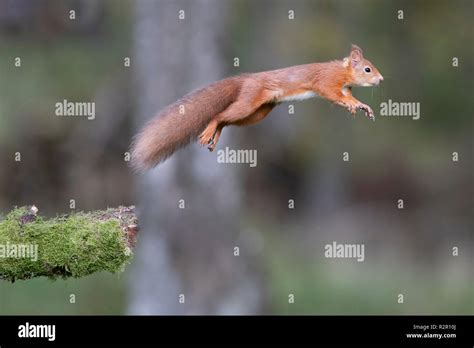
[
  {"left": 233, "top": 103, "right": 275, "bottom": 126},
  {"left": 198, "top": 119, "right": 219, "bottom": 147},
  {"left": 207, "top": 124, "right": 223, "bottom": 152},
  {"left": 199, "top": 122, "right": 223, "bottom": 152}
]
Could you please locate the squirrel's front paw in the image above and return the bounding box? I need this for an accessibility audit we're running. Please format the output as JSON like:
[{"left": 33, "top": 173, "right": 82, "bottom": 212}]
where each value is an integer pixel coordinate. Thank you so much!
[
  {"left": 358, "top": 104, "right": 375, "bottom": 121},
  {"left": 341, "top": 102, "right": 357, "bottom": 116},
  {"left": 348, "top": 104, "right": 358, "bottom": 116}
]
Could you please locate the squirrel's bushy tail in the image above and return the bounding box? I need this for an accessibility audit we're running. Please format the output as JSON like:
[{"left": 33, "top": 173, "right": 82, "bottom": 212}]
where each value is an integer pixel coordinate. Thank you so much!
[{"left": 131, "top": 77, "right": 241, "bottom": 170}]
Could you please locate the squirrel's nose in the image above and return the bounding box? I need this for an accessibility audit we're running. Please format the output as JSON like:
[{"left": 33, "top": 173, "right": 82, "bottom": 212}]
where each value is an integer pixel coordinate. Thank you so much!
[{"left": 379, "top": 75, "right": 384, "bottom": 82}]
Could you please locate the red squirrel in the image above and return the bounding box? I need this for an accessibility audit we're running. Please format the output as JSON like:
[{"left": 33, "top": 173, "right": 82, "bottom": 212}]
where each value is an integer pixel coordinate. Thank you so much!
[{"left": 131, "top": 44, "right": 383, "bottom": 170}]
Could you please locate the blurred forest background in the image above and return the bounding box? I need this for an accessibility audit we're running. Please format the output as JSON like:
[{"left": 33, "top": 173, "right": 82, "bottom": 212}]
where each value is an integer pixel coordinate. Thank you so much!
[{"left": 0, "top": 0, "right": 472, "bottom": 314}]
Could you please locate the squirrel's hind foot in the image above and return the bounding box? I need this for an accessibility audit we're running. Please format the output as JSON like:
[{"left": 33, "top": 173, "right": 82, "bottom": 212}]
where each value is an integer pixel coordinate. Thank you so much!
[
  {"left": 199, "top": 121, "right": 222, "bottom": 152},
  {"left": 198, "top": 128, "right": 216, "bottom": 147},
  {"left": 207, "top": 138, "right": 216, "bottom": 152}
]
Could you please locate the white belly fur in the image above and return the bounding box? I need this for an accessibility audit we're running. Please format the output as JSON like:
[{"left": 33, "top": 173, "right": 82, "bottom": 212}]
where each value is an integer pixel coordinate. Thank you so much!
[{"left": 277, "top": 91, "right": 319, "bottom": 102}]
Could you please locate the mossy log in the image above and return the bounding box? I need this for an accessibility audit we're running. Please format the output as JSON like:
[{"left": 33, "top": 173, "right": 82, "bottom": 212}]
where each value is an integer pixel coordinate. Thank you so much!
[{"left": 0, "top": 205, "right": 138, "bottom": 282}]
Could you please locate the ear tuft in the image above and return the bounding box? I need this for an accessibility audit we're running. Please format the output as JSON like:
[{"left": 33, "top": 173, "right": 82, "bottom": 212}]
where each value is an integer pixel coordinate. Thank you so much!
[
  {"left": 350, "top": 44, "right": 363, "bottom": 66},
  {"left": 351, "top": 44, "right": 363, "bottom": 55}
]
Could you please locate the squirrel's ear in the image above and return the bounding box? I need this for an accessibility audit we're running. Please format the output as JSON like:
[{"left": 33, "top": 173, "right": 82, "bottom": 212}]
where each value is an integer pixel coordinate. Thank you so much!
[{"left": 350, "top": 44, "right": 363, "bottom": 66}]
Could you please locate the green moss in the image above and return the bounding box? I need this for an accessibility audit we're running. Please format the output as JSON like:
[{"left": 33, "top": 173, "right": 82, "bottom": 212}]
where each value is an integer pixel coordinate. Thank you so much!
[{"left": 0, "top": 207, "right": 134, "bottom": 282}]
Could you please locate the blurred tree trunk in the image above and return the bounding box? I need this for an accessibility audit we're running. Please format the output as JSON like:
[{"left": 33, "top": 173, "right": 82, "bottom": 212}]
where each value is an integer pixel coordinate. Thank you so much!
[
  {"left": 128, "top": 0, "right": 263, "bottom": 314},
  {"left": 308, "top": 2, "right": 354, "bottom": 217}
]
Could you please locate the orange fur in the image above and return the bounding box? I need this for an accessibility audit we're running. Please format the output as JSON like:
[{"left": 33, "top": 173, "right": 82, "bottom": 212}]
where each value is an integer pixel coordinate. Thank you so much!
[{"left": 131, "top": 44, "right": 383, "bottom": 170}]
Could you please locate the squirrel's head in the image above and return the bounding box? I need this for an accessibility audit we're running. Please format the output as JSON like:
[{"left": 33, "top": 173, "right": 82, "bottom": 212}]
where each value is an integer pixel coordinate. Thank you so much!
[{"left": 344, "top": 44, "right": 383, "bottom": 87}]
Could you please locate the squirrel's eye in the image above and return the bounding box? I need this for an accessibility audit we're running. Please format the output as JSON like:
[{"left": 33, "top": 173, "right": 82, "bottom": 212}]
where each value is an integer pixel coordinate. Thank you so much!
[{"left": 364, "top": 67, "right": 371, "bottom": 73}]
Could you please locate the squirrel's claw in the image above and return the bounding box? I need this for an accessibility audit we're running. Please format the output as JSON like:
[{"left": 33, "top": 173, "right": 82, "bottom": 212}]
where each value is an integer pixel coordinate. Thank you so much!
[
  {"left": 207, "top": 139, "right": 215, "bottom": 152},
  {"left": 358, "top": 104, "right": 375, "bottom": 121},
  {"left": 198, "top": 133, "right": 213, "bottom": 147},
  {"left": 349, "top": 106, "right": 357, "bottom": 116}
]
